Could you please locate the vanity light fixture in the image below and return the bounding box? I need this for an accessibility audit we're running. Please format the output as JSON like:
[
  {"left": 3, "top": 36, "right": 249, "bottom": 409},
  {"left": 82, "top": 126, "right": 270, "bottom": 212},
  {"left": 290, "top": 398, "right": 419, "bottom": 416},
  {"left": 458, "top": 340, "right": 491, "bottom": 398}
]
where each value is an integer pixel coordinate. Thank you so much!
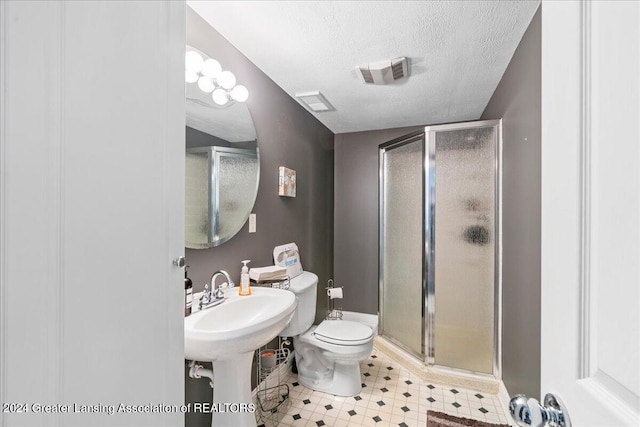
[{"left": 185, "top": 48, "right": 249, "bottom": 106}]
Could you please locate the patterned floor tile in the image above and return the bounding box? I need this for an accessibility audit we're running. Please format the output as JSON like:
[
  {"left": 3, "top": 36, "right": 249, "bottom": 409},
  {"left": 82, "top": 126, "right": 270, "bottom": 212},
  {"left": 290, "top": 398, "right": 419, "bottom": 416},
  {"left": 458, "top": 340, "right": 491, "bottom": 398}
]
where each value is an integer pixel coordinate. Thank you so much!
[{"left": 255, "top": 346, "right": 510, "bottom": 426}]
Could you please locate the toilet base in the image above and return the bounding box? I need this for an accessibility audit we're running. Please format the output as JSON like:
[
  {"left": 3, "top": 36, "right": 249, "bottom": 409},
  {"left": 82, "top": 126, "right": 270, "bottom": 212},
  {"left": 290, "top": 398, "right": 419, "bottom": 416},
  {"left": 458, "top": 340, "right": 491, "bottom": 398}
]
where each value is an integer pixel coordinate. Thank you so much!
[
  {"left": 292, "top": 320, "right": 374, "bottom": 397},
  {"left": 297, "top": 359, "right": 363, "bottom": 397}
]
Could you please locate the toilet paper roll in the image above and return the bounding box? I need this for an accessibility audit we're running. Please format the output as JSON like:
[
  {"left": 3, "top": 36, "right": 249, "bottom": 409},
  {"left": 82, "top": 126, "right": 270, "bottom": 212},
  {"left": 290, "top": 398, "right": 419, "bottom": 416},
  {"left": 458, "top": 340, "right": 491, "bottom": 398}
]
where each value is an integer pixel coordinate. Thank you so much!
[{"left": 327, "top": 287, "right": 343, "bottom": 299}]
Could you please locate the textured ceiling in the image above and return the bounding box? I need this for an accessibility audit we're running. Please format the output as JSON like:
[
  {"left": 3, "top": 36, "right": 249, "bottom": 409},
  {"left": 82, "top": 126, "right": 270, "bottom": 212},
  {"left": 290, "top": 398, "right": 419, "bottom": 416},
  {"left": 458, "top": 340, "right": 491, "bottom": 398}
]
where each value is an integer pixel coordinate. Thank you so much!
[{"left": 188, "top": 1, "right": 540, "bottom": 134}]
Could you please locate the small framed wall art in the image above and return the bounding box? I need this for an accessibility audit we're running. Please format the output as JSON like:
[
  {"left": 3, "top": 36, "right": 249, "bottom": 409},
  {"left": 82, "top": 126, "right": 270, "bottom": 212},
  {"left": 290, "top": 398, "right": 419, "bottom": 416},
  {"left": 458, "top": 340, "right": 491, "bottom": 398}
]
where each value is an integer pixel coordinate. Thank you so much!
[{"left": 278, "top": 166, "right": 296, "bottom": 197}]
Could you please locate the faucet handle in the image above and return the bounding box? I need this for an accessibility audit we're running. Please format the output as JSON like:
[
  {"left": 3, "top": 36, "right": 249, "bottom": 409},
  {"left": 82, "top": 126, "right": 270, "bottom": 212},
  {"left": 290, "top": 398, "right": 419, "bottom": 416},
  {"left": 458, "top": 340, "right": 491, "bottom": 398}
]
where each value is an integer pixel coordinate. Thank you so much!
[
  {"left": 199, "top": 284, "right": 210, "bottom": 309},
  {"left": 214, "top": 286, "right": 224, "bottom": 299}
]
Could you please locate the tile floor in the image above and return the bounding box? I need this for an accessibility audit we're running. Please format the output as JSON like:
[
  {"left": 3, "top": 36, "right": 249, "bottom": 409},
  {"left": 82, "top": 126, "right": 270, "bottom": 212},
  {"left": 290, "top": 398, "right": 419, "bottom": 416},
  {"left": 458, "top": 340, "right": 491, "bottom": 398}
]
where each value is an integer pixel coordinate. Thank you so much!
[{"left": 256, "top": 346, "right": 510, "bottom": 427}]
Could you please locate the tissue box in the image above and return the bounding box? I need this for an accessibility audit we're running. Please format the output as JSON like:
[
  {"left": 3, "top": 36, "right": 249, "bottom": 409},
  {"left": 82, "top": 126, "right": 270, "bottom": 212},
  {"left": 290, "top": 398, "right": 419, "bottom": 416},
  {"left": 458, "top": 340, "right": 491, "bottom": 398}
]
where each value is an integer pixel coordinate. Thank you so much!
[
  {"left": 249, "top": 265, "right": 288, "bottom": 283},
  {"left": 273, "top": 242, "right": 303, "bottom": 279}
]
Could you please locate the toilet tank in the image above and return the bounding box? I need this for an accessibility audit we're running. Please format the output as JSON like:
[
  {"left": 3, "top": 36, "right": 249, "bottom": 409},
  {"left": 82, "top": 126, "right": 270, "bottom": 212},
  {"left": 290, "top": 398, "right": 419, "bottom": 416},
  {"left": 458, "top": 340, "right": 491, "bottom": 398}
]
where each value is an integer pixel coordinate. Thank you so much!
[{"left": 279, "top": 271, "right": 318, "bottom": 337}]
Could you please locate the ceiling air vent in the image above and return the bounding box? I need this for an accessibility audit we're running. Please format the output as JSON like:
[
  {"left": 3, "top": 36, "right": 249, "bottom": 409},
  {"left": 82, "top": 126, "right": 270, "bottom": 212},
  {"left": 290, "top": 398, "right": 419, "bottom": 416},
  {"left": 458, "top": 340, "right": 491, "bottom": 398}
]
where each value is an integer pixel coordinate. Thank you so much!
[
  {"left": 295, "top": 91, "right": 335, "bottom": 113},
  {"left": 356, "top": 57, "right": 408, "bottom": 85},
  {"left": 359, "top": 68, "right": 374, "bottom": 84}
]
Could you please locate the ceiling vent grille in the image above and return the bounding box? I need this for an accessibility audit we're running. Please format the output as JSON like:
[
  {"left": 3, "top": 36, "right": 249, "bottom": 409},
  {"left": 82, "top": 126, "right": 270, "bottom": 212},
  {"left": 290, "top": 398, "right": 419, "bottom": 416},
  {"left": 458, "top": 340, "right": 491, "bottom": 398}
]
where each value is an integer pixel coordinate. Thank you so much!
[
  {"left": 359, "top": 68, "right": 374, "bottom": 84},
  {"left": 391, "top": 60, "right": 405, "bottom": 80},
  {"left": 295, "top": 91, "right": 335, "bottom": 113},
  {"left": 356, "top": 57, "right": 408, "bottom": 85}
]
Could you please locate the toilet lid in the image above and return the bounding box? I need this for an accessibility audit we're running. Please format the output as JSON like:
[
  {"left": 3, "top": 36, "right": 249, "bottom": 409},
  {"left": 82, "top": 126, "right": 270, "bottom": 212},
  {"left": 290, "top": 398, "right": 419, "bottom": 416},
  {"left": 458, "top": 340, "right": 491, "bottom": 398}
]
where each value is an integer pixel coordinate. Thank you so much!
[{"left": 313, "top": 320, "right": 373, "bottom": 345}]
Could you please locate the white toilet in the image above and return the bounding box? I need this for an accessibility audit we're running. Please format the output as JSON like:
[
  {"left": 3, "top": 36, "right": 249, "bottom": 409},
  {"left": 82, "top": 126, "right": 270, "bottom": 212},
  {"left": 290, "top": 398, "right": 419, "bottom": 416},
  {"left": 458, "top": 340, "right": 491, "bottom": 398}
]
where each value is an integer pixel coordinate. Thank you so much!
[{"left": 280, "top": 271, "right": 375, "bottom": 397}]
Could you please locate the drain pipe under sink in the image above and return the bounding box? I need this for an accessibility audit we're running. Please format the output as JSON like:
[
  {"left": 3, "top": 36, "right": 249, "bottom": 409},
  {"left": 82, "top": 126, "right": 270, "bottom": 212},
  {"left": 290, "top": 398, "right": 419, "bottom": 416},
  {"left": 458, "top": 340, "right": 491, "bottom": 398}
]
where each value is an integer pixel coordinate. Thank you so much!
[{"left": 187, "top": 360, "right": 214, "bottom": 388}]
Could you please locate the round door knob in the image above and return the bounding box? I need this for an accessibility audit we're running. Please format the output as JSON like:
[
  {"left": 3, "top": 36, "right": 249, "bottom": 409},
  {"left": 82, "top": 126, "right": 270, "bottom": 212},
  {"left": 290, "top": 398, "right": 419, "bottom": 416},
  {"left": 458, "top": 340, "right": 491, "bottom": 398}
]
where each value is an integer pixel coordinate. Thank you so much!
[
  {"left": 509, "top": 393, "right": 571, "bottom": 427},
  {"left": 173, "top": 256, "right": 186, "bottom": 268},
  {"left": 509, "top": 394, "right": 544, "bottom": 427}
]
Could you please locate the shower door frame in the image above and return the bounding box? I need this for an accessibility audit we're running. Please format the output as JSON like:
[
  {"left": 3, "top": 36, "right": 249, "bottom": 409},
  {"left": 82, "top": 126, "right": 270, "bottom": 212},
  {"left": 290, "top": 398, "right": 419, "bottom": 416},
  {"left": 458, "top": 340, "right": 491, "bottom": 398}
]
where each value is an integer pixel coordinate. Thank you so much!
[
  {"left": 425, "top": 119, "right": 502, "bottom": 378},
  {"left": 378, "top": 119, "right": 502, "bottom": 378},
  {"left": 186, "top": 146, "right": 258, "bottom": 247},
  {"left": 378, "top": 131, "right": 429, "bottom": 361}
]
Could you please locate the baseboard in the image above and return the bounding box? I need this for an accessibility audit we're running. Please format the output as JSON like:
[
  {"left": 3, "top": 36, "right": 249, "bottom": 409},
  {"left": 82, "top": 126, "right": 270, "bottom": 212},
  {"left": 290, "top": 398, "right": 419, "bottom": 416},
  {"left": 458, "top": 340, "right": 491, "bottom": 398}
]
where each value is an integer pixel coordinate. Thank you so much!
[
  {"left": 497, "top": 381, "right": 514, "bottom": 426},
  {"left": 374, "top": 336, "right": 501, "bottom": 394}
]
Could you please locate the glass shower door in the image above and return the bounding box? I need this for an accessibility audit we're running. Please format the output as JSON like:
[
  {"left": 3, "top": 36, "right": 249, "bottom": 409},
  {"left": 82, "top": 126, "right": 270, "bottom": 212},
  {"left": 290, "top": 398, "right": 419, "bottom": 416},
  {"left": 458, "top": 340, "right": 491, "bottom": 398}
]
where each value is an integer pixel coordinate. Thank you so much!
[
  {"left": 214, "top": 148, "right": 259, "bottom": 241},
  {"left": 379, "top": 134, "right": 425, "bottom": 358},
  {"left": 185, "top": 146, "right": 258, "bottom": 248},
  {"left": 185, "top": 151, "right": 211, "bottom": 248},
  {"left": 379, "top": 120, "right": 500, "bottom": 376},
  {"left": 429, "top": 125, "right": 498, "bottom": 374}
]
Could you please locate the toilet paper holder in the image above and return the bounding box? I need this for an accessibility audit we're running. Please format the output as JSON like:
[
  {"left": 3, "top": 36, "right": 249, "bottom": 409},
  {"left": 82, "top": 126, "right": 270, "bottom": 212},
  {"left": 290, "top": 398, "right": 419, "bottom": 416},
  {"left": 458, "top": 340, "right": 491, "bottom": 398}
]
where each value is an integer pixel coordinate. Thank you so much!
[{"left": 325, "top": 279, "right": 343, "bottom": 320}]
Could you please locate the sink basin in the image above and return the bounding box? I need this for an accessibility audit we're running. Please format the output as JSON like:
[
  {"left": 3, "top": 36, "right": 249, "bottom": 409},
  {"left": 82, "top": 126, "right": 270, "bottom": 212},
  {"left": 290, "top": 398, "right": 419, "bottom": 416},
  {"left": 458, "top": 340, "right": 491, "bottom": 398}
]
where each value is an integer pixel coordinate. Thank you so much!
[
  {"left": 184, "top": 286, "right": 297, "bottom": 361},
  {"left": 184, "top": 286, "right": 297, "bottom": 427}
]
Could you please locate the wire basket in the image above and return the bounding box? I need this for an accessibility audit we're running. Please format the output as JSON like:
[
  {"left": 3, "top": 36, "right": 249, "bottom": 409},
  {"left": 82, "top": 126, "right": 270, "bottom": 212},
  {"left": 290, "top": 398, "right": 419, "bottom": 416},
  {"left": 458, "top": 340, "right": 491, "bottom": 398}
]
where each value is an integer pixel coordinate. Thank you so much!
[
  {"left": 255, "top": 343, "right": 291, "bottom": 425},
  {"left": 256, "top": 384, "right": 291, "bottom": 415},
  {"left": 326, "top": 308, "right": 343, "bottom": 320},
  {"left": 251, "top": 276, "right": 290, "bottom": 290}
]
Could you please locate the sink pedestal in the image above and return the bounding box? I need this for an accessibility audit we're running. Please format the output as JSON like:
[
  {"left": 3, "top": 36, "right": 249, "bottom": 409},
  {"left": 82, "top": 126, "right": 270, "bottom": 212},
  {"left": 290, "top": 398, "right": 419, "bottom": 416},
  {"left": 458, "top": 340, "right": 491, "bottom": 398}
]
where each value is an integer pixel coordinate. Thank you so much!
[
  {"left": 211, "top": 351, "right": 256, "bottom": 427},
  {"left": 185, "top": 288, "right": 297, "bottom": 427}
]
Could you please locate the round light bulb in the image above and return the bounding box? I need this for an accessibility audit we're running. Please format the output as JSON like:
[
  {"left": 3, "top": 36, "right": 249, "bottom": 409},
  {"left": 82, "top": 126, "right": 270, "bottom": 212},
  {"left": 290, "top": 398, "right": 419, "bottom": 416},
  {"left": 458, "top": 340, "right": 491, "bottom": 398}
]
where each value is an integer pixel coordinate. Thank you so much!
[
  {"left": 217, "top": 70, "right": 236, "bottom": 90},
  {"left": 185, "top": 51, "right": 204, "bottom": 73},
  {"left": 197, "top": 76, "right": 215, "bottom": 93},
  {"left": 230, "top": 85, "right": 249, "bottom": 102},
  {"left": 185, "top": 70, "right": 199, "bottom": 84},
  {"left": 212, "top": 88, "right": 229, "bottom": 106},
  {"left": 201, "top": 58, "right": 222, "bottom": 79}
]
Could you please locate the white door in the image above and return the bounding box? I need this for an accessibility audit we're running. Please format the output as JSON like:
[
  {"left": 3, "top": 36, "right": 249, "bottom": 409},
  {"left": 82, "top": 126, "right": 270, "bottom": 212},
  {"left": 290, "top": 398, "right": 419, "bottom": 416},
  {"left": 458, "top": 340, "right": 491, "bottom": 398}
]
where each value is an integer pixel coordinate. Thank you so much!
[
  {"left": 536, "top": 1, "right": 640, "bottom": 426},
  {"left": 1, "top": 2, "right": 185, "bottom": 426}
]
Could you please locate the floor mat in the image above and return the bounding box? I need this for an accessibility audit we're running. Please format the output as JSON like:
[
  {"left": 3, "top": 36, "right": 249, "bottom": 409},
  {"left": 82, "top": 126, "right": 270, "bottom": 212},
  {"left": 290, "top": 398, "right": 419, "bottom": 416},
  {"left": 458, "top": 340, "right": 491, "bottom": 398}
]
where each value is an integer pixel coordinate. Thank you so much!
[{"left": 427, "top": 410, "right": 511, "bottom": 427}]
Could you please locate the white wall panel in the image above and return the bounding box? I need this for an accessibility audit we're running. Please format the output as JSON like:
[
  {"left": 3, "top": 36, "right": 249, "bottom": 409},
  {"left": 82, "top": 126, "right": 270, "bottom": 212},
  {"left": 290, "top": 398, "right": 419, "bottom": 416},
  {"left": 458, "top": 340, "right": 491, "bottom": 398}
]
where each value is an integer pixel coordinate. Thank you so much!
[{"left": 1, "top": 2, "right": 185, "bottom": 426}]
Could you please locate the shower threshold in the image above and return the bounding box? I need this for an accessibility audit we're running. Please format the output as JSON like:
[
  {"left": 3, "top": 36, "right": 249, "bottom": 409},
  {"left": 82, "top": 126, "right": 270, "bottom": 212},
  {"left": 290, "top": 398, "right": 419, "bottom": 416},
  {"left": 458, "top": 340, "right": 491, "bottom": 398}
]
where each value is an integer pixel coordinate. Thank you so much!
[{"left": 374, "top": 336, "right": 500, "bottom": 395}]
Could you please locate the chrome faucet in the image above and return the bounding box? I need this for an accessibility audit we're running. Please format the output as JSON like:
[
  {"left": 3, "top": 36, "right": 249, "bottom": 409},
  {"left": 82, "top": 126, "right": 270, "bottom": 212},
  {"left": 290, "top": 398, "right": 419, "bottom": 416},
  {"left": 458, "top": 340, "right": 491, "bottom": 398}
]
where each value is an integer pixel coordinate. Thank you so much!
[{"left": 199, "top": 270, "right": 235, "bottom": 311}]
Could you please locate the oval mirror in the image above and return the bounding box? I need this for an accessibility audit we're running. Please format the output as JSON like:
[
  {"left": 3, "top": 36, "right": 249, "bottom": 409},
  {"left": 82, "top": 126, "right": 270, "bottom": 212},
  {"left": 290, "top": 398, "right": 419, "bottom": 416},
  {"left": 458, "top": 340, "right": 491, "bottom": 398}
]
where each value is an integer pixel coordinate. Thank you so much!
[{"left": 185, "top": 46, "right": 258, "bottom": 249}]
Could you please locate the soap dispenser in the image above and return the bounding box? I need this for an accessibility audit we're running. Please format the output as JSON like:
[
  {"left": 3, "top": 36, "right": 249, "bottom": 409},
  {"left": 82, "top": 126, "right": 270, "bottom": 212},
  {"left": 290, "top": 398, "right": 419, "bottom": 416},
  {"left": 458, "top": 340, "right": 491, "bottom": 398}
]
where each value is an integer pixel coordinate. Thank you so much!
[{"left": 239, "top": 260, "right": 252, "bottom": 296}]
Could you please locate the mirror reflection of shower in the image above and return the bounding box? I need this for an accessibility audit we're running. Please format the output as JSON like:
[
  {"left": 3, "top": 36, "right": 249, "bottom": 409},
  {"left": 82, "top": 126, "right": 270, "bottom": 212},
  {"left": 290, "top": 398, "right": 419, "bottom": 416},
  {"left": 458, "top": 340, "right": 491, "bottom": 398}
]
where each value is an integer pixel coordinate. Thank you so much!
[
  {"left": 184, "top": 45, "right": 259, "bottom": 249},
  {"left": 379, "top": 120, "right": 501, "bottom": 377}
]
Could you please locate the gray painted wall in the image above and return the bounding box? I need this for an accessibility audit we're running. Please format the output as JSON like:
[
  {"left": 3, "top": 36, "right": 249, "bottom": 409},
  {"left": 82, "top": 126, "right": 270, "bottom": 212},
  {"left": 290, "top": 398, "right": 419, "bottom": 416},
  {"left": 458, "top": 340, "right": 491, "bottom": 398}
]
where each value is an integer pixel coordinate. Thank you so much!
[
  {"left": 185, "top": 8, "right": 334, "bottom": 427},
  {"left": 481, "top": 7, "right": 541, "bottom": 399},
  {"left": 334, "top": 126, "right": 422, "bottom": 314},
  {"left": 185, "top": 7, "right": 333, "bottom": 312}
]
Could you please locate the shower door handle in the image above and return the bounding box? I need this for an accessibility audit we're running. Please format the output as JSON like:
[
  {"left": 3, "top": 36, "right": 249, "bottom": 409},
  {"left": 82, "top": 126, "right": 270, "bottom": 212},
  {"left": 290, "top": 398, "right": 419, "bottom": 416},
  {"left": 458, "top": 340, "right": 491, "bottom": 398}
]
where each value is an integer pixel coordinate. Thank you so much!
[{"left": 509, "top": 393, "right": 571, "bottom": 427}]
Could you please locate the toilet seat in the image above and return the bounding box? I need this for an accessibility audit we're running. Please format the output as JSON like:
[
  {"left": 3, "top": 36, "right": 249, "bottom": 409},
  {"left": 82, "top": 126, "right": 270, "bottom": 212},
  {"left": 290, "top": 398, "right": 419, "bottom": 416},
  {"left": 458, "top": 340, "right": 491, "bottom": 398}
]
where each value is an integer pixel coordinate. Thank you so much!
[{"left": 312, "top": 320, "right": 373, "bottom": 346}]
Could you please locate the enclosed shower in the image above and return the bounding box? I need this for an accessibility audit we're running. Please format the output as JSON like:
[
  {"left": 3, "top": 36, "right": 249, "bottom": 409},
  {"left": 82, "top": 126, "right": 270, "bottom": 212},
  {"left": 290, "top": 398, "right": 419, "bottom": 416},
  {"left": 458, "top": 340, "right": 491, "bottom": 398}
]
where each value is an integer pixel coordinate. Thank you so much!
[{"left": 379, "top": 120, "right": 500, "bottom": 377}]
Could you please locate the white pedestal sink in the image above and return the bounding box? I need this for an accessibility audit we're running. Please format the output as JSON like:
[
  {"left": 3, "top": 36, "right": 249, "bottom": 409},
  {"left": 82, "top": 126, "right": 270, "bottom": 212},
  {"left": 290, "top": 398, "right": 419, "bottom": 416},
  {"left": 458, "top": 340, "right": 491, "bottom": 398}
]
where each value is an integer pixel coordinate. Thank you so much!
[{"left": 185, "top": 287, "right": 296, "bottom": 427}]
